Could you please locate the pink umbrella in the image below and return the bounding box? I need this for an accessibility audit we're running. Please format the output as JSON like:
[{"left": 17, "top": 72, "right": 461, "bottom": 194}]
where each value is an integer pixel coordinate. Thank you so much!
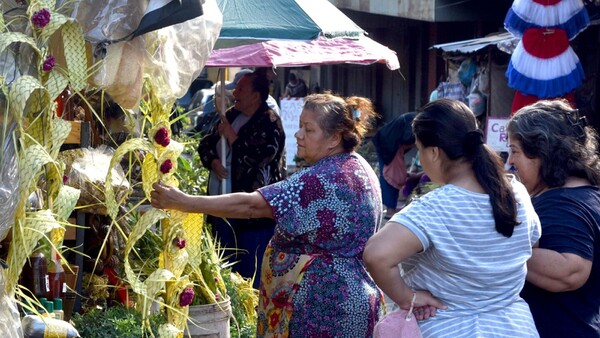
[{"left": 206, "top": 36, "right": 400, "bottom": 70}]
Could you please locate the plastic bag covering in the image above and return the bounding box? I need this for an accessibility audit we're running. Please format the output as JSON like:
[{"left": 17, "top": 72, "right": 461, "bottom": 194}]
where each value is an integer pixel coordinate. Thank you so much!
[
  {"left": 0, "top": 122, "right": 19, "bottom": 243},
  {"left": 144, "top": 0, "right": 222, "bottom": 102},
  {"left": 58, "top": 145, "right": 131, "bottom": 215},
  {"left": 72, "top": 0, "right": 222, "bottom": 107},
  {"left": 0, "top": 267, "right": 23, "bottom": 338}
]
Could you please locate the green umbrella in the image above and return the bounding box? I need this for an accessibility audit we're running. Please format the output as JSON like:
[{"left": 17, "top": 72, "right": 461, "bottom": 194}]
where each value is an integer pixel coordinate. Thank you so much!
[{"left": 215, "top": 0, "right": 364, "bottom": 48}]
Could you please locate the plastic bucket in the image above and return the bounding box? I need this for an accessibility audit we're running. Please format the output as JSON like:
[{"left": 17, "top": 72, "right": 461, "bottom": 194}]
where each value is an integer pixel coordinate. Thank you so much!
[{"left": 186, "top": 299, "right": 231, "bottom": 338}]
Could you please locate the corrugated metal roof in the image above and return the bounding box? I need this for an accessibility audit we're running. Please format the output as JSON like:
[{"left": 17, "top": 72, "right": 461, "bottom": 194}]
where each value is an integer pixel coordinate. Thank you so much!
[{"left": 431, "top": 32, "right": 516, "bottom": 54}]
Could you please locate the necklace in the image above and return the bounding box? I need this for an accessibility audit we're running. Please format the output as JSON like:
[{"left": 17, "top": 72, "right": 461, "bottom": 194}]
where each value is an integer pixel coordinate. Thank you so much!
[{"left": 529, "top": 185, "right": 549, "bottom": 198}]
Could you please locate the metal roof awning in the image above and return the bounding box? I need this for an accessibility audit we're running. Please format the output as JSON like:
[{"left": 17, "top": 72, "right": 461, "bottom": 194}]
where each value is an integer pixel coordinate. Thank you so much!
[{"left": 431, "top": 32, "right": 516, "bottom": 54}]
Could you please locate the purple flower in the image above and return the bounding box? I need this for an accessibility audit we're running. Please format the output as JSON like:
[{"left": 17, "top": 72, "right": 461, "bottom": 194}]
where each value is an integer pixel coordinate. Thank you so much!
[
  {"left": 160, "top": 159, "right": 173, "bottom": 174},
  {"left": 31, "top": 8, "right": 51, "bottom": 29},
  {"left": 173, "top": 237, "right": 186, "bottom": 249},
  {"left": 63, "top": 175, "right": 68, "bottom": 184},
  {"left": 42, "top": 55, "right": 55, "bottom": 72},
  {"left": 215, "top": 293, "right": 220, "bottom": 301},
  {"left": 153, "top": 127, "right": 170, "bottom": 147},
  {"left": 179, "top": 287, "right": 195, "bottom": 307}
]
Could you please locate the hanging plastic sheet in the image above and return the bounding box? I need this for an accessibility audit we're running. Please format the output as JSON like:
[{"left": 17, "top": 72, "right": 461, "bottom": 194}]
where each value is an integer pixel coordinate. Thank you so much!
[
  {"left": 0, "top": 264, "right": 22, "bottom": 338},
  {"left": 0, "top": 120, "right": 18, "bottom": 243},
  {"left": 72, "top": 0, "right": 222, "bottom": 107}
]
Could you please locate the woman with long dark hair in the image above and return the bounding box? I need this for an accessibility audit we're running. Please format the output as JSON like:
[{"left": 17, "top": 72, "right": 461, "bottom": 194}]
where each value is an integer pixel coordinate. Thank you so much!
[{"left": 364, "top": 98, "right": 540, "bottom": 337}]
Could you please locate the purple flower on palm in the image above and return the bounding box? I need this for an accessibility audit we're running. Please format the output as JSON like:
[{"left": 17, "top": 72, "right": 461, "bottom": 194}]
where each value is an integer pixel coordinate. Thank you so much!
[
  {"left": 173, "top": 237, "right": 186, "bottom": 249},
  {"left": 31, "top": 8, "right": 51, "bottom": 29},
  {"left": 179, "top": 287, "right": 195, "bottom": 307},
  {"left": 42, "top": 55, "right": 55, "bottom": 72},
  {"left": 153, "top": 127, "right": 171, "bottom": 147},
  {"left": 160, "top": 159, "right": 173, "bottom": 174}
]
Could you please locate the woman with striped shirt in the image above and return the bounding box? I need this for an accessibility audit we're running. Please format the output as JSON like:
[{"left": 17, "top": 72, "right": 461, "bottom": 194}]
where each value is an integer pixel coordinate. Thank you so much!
[{"left": 364, "top": 98, "right": 541, "bottom": 337}]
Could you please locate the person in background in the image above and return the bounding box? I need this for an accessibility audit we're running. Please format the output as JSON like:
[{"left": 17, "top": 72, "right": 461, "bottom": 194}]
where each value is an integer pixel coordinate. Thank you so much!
[
  {"left": 507, "top": 99, "right": 600, "bottom": 338},
  {"left": 310, "top": 82, "right": 321, "bottom": 94},
  {"left": 364, "top": 98, "right": 540, "bottom": 337},
  {"left": 151, "top": 93, "right": 383, "bottom": 337},
  {"left": 283, "top": 72, "right": 308, "bottom": 98},
  {"left": 192, "top": 82, "right": 233, "bottom": 138},
  {"left": 228, "top": 68, "right": 281, "bottom": 115},
  {"left": 197, "top": 82, "right": 234, "bottom": 195},
  {"left": 371, "top": 112, "right": 416, "bottom": 219},
  {"left": 197, "top": 70, "right": 286, "bottom": 288},
  {"left": 255, "top": 67, "right": 282, "bottom": 107}
]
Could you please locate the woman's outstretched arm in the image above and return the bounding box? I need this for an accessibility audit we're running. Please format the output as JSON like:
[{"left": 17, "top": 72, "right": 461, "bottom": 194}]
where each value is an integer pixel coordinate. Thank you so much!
[{"left": 150, "top": 182, "right": 273, "bottom": 219}]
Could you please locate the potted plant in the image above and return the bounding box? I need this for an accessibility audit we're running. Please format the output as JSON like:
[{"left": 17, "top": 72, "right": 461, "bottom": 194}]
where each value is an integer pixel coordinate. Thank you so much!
[{"left": 71, "top": 303, "right": 166, "bottom": 338}]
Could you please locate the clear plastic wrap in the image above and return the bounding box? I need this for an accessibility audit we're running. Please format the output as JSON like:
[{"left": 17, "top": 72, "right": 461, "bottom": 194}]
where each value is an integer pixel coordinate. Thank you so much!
[
  {"left": 58, "top": 145, "right": 131, "bottom": 215},
  {"left": 0, "top": 266, "right": 23, "bottom": 338},
  {"left": 144, "top": 0, "right": 223, "bottom": 101},
  {"left": 0, "top": 121, "right": 19, "bottom": 243},
  {"left": 72, "top": 0, "right": 222, "bottom": 106}
]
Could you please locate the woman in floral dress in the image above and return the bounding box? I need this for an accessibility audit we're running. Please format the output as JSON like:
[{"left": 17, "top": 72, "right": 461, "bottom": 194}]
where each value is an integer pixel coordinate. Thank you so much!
[{"left": 151, "top": 93, "right": 383, "bottom": 337}]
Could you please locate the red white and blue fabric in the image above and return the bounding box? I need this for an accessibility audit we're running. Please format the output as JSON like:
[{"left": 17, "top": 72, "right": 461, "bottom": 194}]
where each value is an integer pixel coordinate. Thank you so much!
[
  {"left": 511, "top": 90, "right": 576, "bottom": 114},
  {"left": 504, "top": 0, "right": 590, "bottom": 40},
  {"left": 506, "top": 28, "right": 585, "bottom": 98}
]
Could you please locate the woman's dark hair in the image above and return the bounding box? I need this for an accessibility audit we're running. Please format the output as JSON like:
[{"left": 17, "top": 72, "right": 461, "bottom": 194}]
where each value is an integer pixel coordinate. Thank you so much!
[
  {"left": 303, "top": 93, "right": 377, "bottom": 152},
  {"left": 245, "top": 72, "right": 270, "bottom": 102},
  {"left": 507, "top": 99, "right": 600, "bottom": 187},
  {"left": 414, "top": 98, "right": 519, "bottom": 237}
]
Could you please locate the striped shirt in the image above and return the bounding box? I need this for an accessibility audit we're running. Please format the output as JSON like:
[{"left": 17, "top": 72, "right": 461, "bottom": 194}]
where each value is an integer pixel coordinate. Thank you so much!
[{"left": 391, "top": 176, "right": 541, "bottom": 337}]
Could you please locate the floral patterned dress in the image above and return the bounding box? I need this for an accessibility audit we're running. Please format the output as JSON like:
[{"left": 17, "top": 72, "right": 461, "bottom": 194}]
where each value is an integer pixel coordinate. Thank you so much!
[{"left": 257, "top": 153, "right": 383, "bottom": 338}]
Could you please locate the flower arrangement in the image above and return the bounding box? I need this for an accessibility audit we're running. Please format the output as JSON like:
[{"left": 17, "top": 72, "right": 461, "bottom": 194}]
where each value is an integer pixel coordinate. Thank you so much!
[{"left": 1, "top": 0, "right": 87, "bottom": 301}]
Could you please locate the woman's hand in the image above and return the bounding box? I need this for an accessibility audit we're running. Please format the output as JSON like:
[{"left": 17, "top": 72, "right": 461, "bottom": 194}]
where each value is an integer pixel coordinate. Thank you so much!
[
  {"left": 412, "top": 305, "right": 440, "bottom": 321},
  {"left": 217, "top": 117, "right": 237, "bottom": 144},
  {"left": 211, "top": 159, "right": 228, "bottom": 179},
  {"left": 410, "top": 290, "right": 447, "bottom": 320},
  {"left": 150, "top": 182, "right": 188, "bottom": 211}
]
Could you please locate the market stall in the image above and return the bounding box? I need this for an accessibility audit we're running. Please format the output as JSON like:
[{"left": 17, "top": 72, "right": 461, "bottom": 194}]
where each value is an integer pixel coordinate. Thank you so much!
[{"left": 431, "top": 32, "right": 518, "bottom": 119}]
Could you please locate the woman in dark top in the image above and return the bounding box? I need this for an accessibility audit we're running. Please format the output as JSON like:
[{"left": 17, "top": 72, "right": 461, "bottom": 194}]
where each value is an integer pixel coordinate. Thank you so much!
[{"left": 507, "top": 99, "right": 600, "bottom": 337}]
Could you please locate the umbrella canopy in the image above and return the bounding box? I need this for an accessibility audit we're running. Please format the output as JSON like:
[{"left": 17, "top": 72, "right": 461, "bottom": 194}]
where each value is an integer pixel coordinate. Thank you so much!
[
  {"left": 215, "top": 0, "right": 365, "bottom": 48},
  {"left": 206, "top": 36, "right": 400, "bottom": 70}
]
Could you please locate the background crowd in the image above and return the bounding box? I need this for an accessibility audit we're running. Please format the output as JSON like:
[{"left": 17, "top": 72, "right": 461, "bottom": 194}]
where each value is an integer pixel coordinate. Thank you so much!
[{"left": 153, "top": 67, "right": 599, "bottom": 337}]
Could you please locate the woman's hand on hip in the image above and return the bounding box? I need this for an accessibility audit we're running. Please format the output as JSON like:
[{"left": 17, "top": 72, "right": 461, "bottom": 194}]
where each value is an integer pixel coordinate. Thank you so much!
[{"left": 411, "top": 290, "right": 447, "bottom": 320}]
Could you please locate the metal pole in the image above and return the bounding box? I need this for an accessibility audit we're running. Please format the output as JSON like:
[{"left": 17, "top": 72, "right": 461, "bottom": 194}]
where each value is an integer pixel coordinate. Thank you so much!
[{"left": 219, "top": 69, "right": 227, "bottom": 195}]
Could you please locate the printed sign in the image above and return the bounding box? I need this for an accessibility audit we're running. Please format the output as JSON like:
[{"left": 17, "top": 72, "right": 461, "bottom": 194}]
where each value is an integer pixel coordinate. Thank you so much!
[
  {"left": 485, "top": 117, "right": 510, "bottom": 152},
  {"left": 280, "top": 97, "right": 303, "bottom": 168}
]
